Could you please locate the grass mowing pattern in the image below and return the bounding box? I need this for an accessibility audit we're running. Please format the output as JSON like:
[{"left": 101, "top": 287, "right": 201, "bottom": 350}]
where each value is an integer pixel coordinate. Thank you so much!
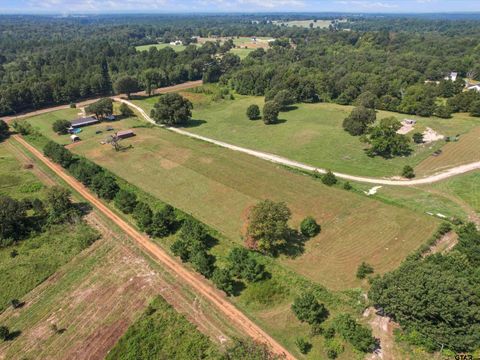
[{"left": 106, "top": 296, "right": 220, "bottom": 360}]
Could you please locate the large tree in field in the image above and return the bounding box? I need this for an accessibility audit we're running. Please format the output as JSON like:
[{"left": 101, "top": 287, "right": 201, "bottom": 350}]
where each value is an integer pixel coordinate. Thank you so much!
[
  {"left": 291, "top": 292, "right": 328, "bottom": 325},
  {"left": 86, "top": 98, "right": 113, "bottom": 119},
  {"left": 151, "top": 93, "right": 193, "bottom": 126},
  {"left": 114, "top": 76, "right": 139, "bottom": 99},
  {"left": 262, "top": 101, "right": 280, "bottom": 125},
  {"left": 45, "top": 186, "right": 78, "bottom": 224},
  {"left": 52, "top": 119, "right": 71, "bottom": 135},
  {"left": 342, "top": 106, "right": 376, "bottom": 136},
  {"left": 245, "top": 200, "right": 291, "bottom": 255}
]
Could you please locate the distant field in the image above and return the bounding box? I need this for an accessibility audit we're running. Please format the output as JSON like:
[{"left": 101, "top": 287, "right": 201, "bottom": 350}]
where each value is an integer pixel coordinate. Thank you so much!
[
  {"left": 24, "top": 111, "right": 439, "bottom": 290},
  {"left": 230, "top": 47, "right": 255, "bottom": 59},
  {"left": 273, "top": 19, "right": 334, "bottom": 28},
  {"left": 135, "top": 43, "right": 194, "bottom": 52},
  {"left": 134, "top": 92, "right": 479, "bottom": 178}
]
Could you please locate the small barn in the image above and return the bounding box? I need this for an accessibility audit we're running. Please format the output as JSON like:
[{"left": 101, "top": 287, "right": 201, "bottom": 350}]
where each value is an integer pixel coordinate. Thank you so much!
[
  {"left": 70, "top": 134, "right": 80, "bottom": 142},
  {"left": 71, "top": 116, "right": 99, "bottom": 128},
  {"left": 116, "top": 130, "right": 135, "bottom": 139}
]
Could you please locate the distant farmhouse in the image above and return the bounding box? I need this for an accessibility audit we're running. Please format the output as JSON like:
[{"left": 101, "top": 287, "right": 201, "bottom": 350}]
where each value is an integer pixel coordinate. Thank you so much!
[
  {"left": 445, "top": 71, "right": 458, "bottom": 81},
  {"left": 169, "top": 40, "right": 183, "bottom": 46},
  {"left": 71, "top": 116, "right": 99, "bottom": 128}
]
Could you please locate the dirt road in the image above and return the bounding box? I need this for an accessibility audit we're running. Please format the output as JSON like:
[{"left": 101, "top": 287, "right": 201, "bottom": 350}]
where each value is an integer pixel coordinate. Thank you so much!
[
  {"left": 118, "top": 98, "right": 480, "bottom": 187},
  {"left": 3, "top": 81, "right": 202, "bottom": 123},
  {"left": 12, "top": 134, "right": 295, "bottom": 360}
]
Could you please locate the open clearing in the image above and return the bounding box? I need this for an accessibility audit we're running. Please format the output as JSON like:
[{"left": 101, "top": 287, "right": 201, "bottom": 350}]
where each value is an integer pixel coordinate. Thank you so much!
[
  {"left": 134, "top": 92, "right": 479, "bottom": 178},
  {"left": 26, "top": 111, "right": 439, "bottom": 290},
  {"left": 135, "top": 43, "right": 193, "bottom": 52}
]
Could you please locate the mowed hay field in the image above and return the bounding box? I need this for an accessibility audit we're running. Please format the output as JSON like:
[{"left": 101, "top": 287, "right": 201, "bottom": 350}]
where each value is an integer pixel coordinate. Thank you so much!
[
  {"left": 25, "top": 112, "right": 439, "bottom": 290},
  {"left": 134, "top": 92, "right": 479, "bottom": 178},
  {"left": 415, "top": 125, "right": 480, "bottom": 176}
]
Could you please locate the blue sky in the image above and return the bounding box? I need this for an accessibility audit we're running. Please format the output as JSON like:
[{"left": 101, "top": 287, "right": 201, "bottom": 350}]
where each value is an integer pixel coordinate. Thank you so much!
[{"left": 1, "top": 0, "right": 479, "bottom": 14}]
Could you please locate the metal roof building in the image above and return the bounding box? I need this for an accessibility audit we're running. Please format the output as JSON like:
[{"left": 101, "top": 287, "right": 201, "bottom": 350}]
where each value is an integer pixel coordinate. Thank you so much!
[
  {"left": 71, "top": 116, "right": 99, "bottom": 128},
  {"left": 116, "top": 130, "right": 135, "bottom": 139}
]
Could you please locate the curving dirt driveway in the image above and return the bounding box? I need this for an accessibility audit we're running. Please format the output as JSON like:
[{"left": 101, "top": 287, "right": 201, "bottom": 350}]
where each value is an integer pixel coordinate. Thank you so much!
[
  {"left": 117, "top": 98, "right": 480, "bottom": 187},
  {"left": 12, "top": 135, "right": 294, "bottom": 360}
]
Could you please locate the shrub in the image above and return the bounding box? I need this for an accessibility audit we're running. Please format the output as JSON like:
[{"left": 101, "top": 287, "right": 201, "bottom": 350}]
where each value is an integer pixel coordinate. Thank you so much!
[
  {"left": 0, "top": 326, "right": 9, "bottom": 341},
  {"left": 10, "top": 299, "right": 21, "bottom": 309},
  {"left": 295, "top": 337, "right": 312, "bottom": 354},
  {"left": 190, "top": 251, "right": 215, "bottom": 278},
  {"left": 322, "top": 171, "right": 337, "bottom": 186},
  {"left": 356, "top": 262, "right": 374, "bottom": 279},
  {"left": 291, "top": 292, "right": 328, "bottom": 325},
  {"left": 300, "top": 216, "right": 321, "bottom": 238},
  {"left": 343, "top": 182, "right": 352, "bottom": 190},
  {"left": 246, "top": 104, "right": 260, "bottom": 120},
  {"left": 334, "top": 314, "right": 376, "bottom": 353},
  {"left": 326, "top": 348, "right": 338, "bottom": 359},
  {"left": 402, "top": 165, "right": 415, "bottom": 179},
  {"left": 324, "top": 326, "right": 336, "bottom": 339},
  {"left": 227, "top": 247, "right": 265, "bottom": 282},
  {"left": 133, "top": 202, "right": 153, "bottom": 231},
  {"left": 412, "top": 132, "right": 424, "bottom": 144}
]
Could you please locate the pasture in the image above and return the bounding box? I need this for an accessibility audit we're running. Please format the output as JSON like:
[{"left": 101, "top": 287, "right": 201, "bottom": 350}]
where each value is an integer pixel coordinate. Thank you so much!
[
  {"left": 272, "top": 19, "right": 335, "bottom": 28},
  {"left": 134, "top": 91, "right": 479, "bottom": 178},
  {"left": 24, "top": 110, "right": 439, "bottom": 290}
]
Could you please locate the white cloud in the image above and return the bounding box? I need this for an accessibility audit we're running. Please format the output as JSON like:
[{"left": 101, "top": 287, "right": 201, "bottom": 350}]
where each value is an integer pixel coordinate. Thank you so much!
[{"left": 336, "top": 0, "right": 399, "bottom": 9}]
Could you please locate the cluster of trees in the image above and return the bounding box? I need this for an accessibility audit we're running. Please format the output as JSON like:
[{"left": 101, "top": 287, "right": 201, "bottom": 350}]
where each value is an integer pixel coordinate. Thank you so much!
[
  {"left": 0, "top": 186, "right": 78, "bottom": 248},
  {"left": 0, "top": 120, "right": 9, "bottom": 140},
  {"left": 342, "top": 107, "right": 412, "bottom": 158},
  {"left": 85, "top": 98, "right": 114, "bottom": 119},
  {"left": 369, "top": 223, "right": 480, "bottom": 353}
]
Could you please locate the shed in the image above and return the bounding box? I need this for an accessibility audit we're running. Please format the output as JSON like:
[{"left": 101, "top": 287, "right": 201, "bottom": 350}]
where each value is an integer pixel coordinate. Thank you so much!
[
  {"left": 116, "top": 130, "right": 135, "bottom": 139},
  {"left": 70, "top": 135, "right": 80, "bottom": 142},
  {"left": 71, "top": 116, "right": 99, "bottom": 128}
]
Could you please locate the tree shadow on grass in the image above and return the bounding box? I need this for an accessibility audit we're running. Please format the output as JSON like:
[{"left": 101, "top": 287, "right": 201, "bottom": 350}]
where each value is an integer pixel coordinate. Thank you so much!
[
  {"left": 180, "top": 119, "right": 207, "bottom": 128},
  {"left": 281, "top": 229, "right": 308, "bottom": 259},
  {"left": 281, "top": 105, "right": 298, "bottom": 112},
  {"left": 266, "top": 119, "right": 287, "bottom": 126},
  {"left": 75, "top": 202, "right": 93, "bottom": 216},
  {"left": 6, "top": 330, "right": 21, "bottom": 341}
]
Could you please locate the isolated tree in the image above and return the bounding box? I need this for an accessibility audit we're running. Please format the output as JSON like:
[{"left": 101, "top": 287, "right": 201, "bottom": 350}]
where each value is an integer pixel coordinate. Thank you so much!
[
  {"left": 295, "top": 337, "right": 311, "bottom": 355},
  {"left": 412, "top": 132, "right": 424, "bottom": 144},
  {"left": 10, "top": 299, "right": 21, "bottom": 309},
  {"left": 246, "top": 200, "right": 291, "bottom": 254},
  {"left": 151, "top": 93, "right": 193, "bottom": 126},
  {"left": 0, "top": 196, "right": 26, "bottom": 241},
  {"left": 119, "top": 102, "right": 134, "bottom": 117},
  {"left": 114, "top": 189, "right": 137, "bottom": 214},
  {"left": 114, "top": 76, "right": 139, "bottom": 99},
  {"left": 133, "top": 201, "right": 153, "bottom": 231},
  {"left": 262, "top": 101, "right": 280, "bottom": 125},
  {"left": 356, "top": 262, "right": 374, "bottom": 279},
  {"left": 322, "top": 171, "right": 337, "bottom": 186},
  {"left": 52, "top": 119, "right": 71, "bottom": 135},
  {"left": 402, "top": 165, "right": 415, "bottom": 179},
  {"left": 291, "top": 292, "right": 328, "bottom": 325},
  {"left": 0, "top": 120, "right": 9, "bottom": 140},
  {"left": 212, "top": 268, "right": 235, "bottom": 295},
  {"left": 343, "top": 106, "right": 376, "bottom": 136},
  {"left": 273, "top": 90, "right": 295, "bottom": 110},
  {"left": 0, "top": 326, "right": 9, "bottom": 341},
  {"left": 246, "top": 104, "right": 260, "bottom": 120},
  {"left": 86, "top": 98, "right": 113, "bottom": 119},
  {"left": 334, "top": 314, "right": 376, "bottom": 353},
  {"left": 300, "top": 217, "right": 321, "bottom": 238},
  {"left": 45, "top": 186, "right": 77, "bottom": 224}
]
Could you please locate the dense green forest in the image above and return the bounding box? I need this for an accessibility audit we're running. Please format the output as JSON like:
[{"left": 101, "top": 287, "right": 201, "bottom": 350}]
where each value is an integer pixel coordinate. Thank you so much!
[{"left": 1, "top": 14, "right": 480, "bottom": 116}]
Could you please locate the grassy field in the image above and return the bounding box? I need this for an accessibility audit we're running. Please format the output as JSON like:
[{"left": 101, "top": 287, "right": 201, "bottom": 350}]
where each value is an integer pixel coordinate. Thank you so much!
[
  {"left": 0, "top": 142, "right": 99, "bottom": 312},
  {"left": 24, "top": 111, "right": 439, "bottom": 291},
  {"left": 134, "top": 91, "right": 479, "bottom": 178},
  {"left": 272, "top": 19, "right": 334, "bottom": 28},
  {"left": 106, "top": 296, "right": 220, "bottom": 360}
]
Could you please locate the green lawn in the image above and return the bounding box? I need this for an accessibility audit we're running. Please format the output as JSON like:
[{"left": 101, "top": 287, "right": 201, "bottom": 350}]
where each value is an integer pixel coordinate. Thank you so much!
[
  {"left": 230, "top": 47, "right": 254, "bottom": 59},
  {"left": 134, "top": 92, "right": 479, "bottom": 178}
]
